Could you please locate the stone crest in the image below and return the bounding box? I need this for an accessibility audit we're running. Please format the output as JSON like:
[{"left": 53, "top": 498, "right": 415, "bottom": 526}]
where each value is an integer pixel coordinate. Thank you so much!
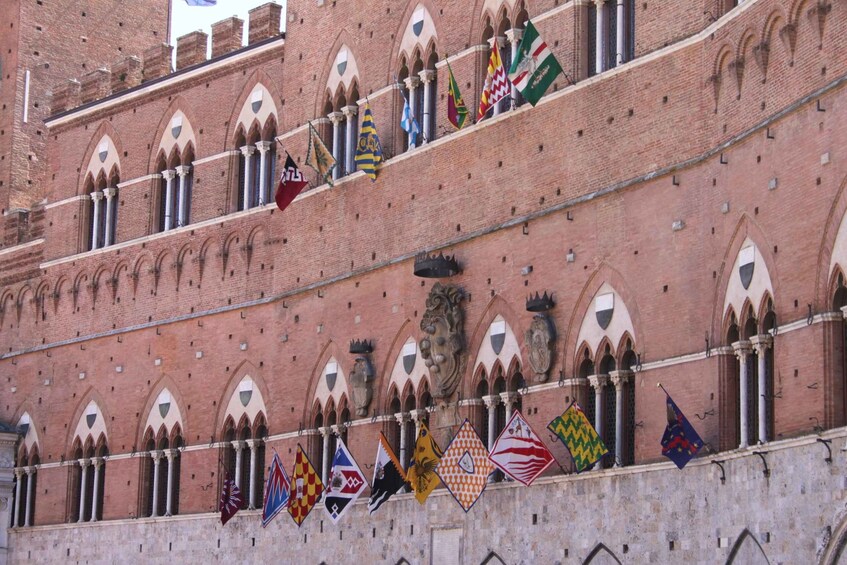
[
  {"left": 349, "top": 356, "right": 374, "bottom": 417},
  {"left": 525, "top": 314, "right": 556, "bottom": 383},
  {"left": 419, "top": 283, "right": 465, "bottom": 399}
]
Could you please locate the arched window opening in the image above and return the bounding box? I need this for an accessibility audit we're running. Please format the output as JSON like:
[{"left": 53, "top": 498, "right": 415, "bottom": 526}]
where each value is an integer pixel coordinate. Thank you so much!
[
  {"left": 312, "top": 408, "right": 325, "bottom": 488},
  {"left": 70, "top": 437, "right": 108, "bottom": 523},
  {"left": 326, "top": 81, "right": 358, "bottom": 182},
  {"left": 156, "top": 145, "right": 194, "bottom": 232},
  {"left": 587, "top": 0, "right": 635, "bottom": 77},
  {"left": 388, "top": 391, "right": 402, "bottom": 463}
]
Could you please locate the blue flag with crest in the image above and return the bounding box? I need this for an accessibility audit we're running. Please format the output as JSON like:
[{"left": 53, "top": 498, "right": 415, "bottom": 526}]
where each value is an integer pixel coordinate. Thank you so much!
[{"left": 401, "top": 94, "right": 420, "bottom": 148}]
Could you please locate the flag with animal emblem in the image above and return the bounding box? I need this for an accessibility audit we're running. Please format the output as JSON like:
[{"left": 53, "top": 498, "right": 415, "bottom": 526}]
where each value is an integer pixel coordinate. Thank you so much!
[
  {"left": 508, "top": 19, "right": 563, "bottom": 107},
  {"left": 305, "top": 121, "right": 336, "bottom": 187},
  {"left": 184, "top": 0, "right": 216, "bottom": 5},
  {"left": 446, "top": 60, "right": 469, "bottom": 130},
  {"left": 488, "top": 409, "right": 556, "bottom": 486},
  {"left": 261, "top": 452, "right": 291, "bottom": 528},
  {"left": 323, "top": 439, "right": 368, "bottom": 525},
  {"left": 547, "top": 402, "right": 608, "bottom": 473},
  {"left": 661, "top": 393, "right": 704, "bottom": 470},
  {"left": 436, "top": 419, "right": 493, "bottom": 512},
  {"left": 400, "top": 91, "right": 421, "bottom": 147},
  {"left": 355, "top": 102, "right": 383, "bottom": 182},
  {"left": 288, "top": 444, "right": 324, "bottom": 527},
  {"left": 219, "top": 472, "right": 243, "bottom": 526},
  {"left": 275, "top": 153, "right": 309, "bottom": 213},
  {"left": 477, "top": 37, "right": 511, "bottom": 121},
  {"left": 405, "top": 422, "right": 443, "bottom": 504},
  {"left": 367, "top": 433, "right": 406, "bottom": 514}
]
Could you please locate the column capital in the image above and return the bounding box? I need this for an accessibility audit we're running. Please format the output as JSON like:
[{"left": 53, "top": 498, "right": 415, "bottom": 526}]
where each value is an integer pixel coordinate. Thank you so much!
[
  {"left": 499, "top": 391, "right": 519, "bottom": 408},
  {"left": 327, "top": 111, "right": 344, "bottom": 125},
  {"left": 79, "top": 457, "right": 91, "bottom": 468},
  {"left": 587, "top": 374, "right": 610, "bottom": 390},
  {"left": 418, "top": 69, "right": 437, "bottom": 84},
  {"left": 90, "top": 191, "right": 104, "bottom": 202},
  {"left": 255, "top": 140, "right": 273, "bottom": 153},
  {"left": 25, "top": 465, "right": 36, "bottom": 475},
  {"left": 175, "top": 164, "right": 192, "bottom": 176},
  {"left": 161, "top": 169, "right": 176, "bottom": 181},
  {"left": 330, "top": 424, "right": 342, "bottom": 436},
  {"left": 231, "top": 440, "right": 246, "bottom": 451},
  {"left": 488, "top": 36, "right": 506, "bottom": 49},
  {"left": 394, "top": 412, "right": 411, "bottom": 425},
  {"left": 505, "top": 28, "right": 524, "bottom": 45},
  {"left": 410, "top": 408, "right": 428, "bottom": 422},
  {"left": 593, "top": 0, "right": 606, "bottom": 7},
  {"left": 151, "top": 450, "right": 164, "bottom": 462},
  {"left": 163, "top": 449, "right": 179, "bottom": 460},
  {"left": 245, "top": 439, "right": 261, "bottom": 450},
  {"left": 318, "top": 426, "right": 332, "bottom": 438},
  {"left": 821, "top": 311, "right": 844, "bottom": 322},
  {"left": 92, "top": 457, "right": 104, "bottom": 468},
  {"left": 482, "top": 394, "right": 501, "bottom": 408},
  {"left": 103, "top": 187, "right": 117, "bottom": 198},
  {"left": 609, "top": 370, "right": 634, "bottom": 389},
  {"left": 14, "top": 467, "right": 25, "bottom": 478},
  {"left": 750, "top": 334, "right": 773, "bottom": 354},
  {"left": 840, "top": 305, "right": 847, "bottom": 318},
  {"left": 240, "top": 144, "right": 256, "bottom": 157},
  {"left": 732, "top": 340, "right": 753, "bottom": 359},
  {"left": 341, "top": 105, "right": 359, "bottom": 118},
  {"left": 403, "top": 76, "right": 421, "bottom": 90}
]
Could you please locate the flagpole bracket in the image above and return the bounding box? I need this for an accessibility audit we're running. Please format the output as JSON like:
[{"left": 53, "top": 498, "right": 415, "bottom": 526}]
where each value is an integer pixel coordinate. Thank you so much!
[
  {"left": 816, "top": 438, "right": 833, "bottom": 464},
  {"left": 751, "top": 451, "right": 770, "bottom": 477},
  {"left": 710, "top": 460, "right": 726, "bottom": 484}
]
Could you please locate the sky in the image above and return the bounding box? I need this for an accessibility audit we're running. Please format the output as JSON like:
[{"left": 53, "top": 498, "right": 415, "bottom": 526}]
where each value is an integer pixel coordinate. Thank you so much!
[{"left": 170, "top": 0, "right": 286, "bottom": 55}]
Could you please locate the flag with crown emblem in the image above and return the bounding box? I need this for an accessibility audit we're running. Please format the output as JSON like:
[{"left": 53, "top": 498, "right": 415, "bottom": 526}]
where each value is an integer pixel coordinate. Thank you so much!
[
  {"left": 488, "top": 409, "right": 555, "bottom": 486},
  {"left": 261, "top": 452, "right": 291, "bottom": 528},
  {"left": 661, "top": 393, "right": 704, "bottom": 470},
  {"left": 477, "top": 37, "right": 510, "bottom": 121},
  {"left": 547, "top": 402, "right": 608, "bottom": 473},
  {"left": 436, "top": 420, "right": 493, "bottom": 512},
  {"left": 219, "top": 472, "right": 243, "bottom": 526},
  {"left": 288, "top": 444, "right": 324, "bottom": 527},
  {"left": 324, "top": 439, "right": 368, "bottom": 524},
  {"left": 355, "top": 103, "right": 383, "bottom": 182},
  {"left": 405, "top": 422, "right": 443, "bottom": 504}
]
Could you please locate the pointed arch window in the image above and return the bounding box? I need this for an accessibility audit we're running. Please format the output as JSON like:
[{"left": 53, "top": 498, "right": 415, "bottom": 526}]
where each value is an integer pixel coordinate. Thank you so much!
[
  {"left": 12, "top": 448, "right": 39, "bottom": 528},
  {"left": 69, "top": 438, "right": 107, "bottom": 523},
  {"left": 587, "top": 0, "right": 636, "bottom": 77},
  {"left": 156, "top": 147, "right": 194, "bottom": 232}
]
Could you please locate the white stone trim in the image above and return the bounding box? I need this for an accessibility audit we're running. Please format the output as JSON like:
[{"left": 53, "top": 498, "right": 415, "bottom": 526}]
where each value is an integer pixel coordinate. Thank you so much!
[
  {"left": 0, "top": 238, "right": 44, "bottom": 257},
  {"left": 115, "top": 174, "right": 161, "bottom": 189},
  {"left": 192, "top": 150, "right": 239, "bottom": 167},
  {"left": 44, "top": 196, "right": 86, "bottom": 210}
]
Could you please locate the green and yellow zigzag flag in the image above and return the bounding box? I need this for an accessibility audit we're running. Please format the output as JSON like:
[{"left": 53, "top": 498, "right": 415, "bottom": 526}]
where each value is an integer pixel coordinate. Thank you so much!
[{"left": 547, "top": 402, "right": 608, "bottom": 473}]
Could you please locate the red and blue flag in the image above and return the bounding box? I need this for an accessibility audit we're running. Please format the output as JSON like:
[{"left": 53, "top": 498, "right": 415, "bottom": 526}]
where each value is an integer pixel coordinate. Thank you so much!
[
  {"left": 261, "top": 452, "right": 291, "bottom": 527},
  {"left": 661, "top": 393, "right": 704, "bottom": 470},
  {"left": 324, "top": 439, "right": 368, "bottom": 524}
]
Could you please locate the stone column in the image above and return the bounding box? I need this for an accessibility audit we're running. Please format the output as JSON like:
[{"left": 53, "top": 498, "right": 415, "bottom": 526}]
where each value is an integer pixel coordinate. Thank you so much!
[
  {"left": 751, "top": 334, "right": 773, "bottom": 444},
  {"left": 616, "top": 0, "right": 625, "bottom": 66},
  {"left": 342, "top": 105, "right": 358, "bottom": 173},
  {"left": 610, "top": 370, "right": 633, "bottom": 466},
  {"left": 161, "top": 170, "right": 176, "bottom": 231},
  {"left": 77, "top": 458, "right": 90, "bottom": 523},
  {"left": 12, "top": 468, "right": 23, "bottom": 527},
  {"left": 411, "top": 409, "right": 427, "bottom": 439},
  {"left": 823, "top": 311, "right": 846, "bottom": 428},
  {"left": 164, "top": 449, "right": 176, "bottom": 516},
  {"left": 403, "top": 76, "right": 421, "bottom": 148},
  {"left": 232, "top": 441, "right": 245, "bottom": 490},
  {"left": 90, "top": 191, "right": 104, "bottom": 250},
  {"left": 175, "top": 165, "right": 191, "bottom": 227},
  {"left": 150, "top": 451, "right": 162, "bottom": 517},
  {"left": 328, "top": 112, "right": 344, "bottom": 180},
  {"left": 240, "top": 146, "right": 255, "bottom": 209},
  {"left": 418, "top": 70, "right": 436, "bottom": 142},
  {"left": 254, "top": 142, "right": 271, "bottom": 206},
  {"left": 246, "top": 439, "right": 258, "bottom": 509},
  {"left": 395, "top": 413, "right": 410, "bottom": 471},
  {"left": 24, "top": 466, "right": 35, "bottom": 527},
  {"left": 588, "top": 374, "right": 610, "bottom": 439},
  {"left": 500, "top": 392, "right": 518, "bottom": 424},
  {"left": 733, "top": 340, "right": 753, "bottom": 448},
  {"left": 0, "top": 430, "right": 18, "bottom": 557},
  {"left": 319, "top": 427, "right": 331, "bottom": 485},
  {"left": 482, "top": 395, "right": 500, "bottom": 482},
  {"left": 505, "top": 28, "right": 523, "bottom": 108},
  {"left": 102, "top": 187, "right": 116, "bottom": 247},
  {"left": 594, "top": 0, "right": 606, "bottom": 73},
  {"left": 89, "top": 458, "right": 102, "bottom": 522}
]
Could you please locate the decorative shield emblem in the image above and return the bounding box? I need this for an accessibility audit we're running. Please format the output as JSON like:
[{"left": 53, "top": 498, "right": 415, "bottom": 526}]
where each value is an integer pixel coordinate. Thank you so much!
[
  {"left": 595, "top": 293, "right": 615, "bottom": 330},
  {"left": 402, "top": 341, "right": 416, "bottom": 374},
  {"left": 412, "top": 8, "right": 425, "bottom": 37},
  {"left": 171, "top": 116, "right": 183, "bottom": 139},
  {"left": 239, "top": 378, "right": 253, "bottom": 407},
  {"left": 489, "top": 320, "right": 506, "bottom": 355},
  {"left": 251, "top": 89, "right": 263, "bottom": 113},
  {"left": 335, "top": 49, "right": 348, "bottom": 76},
  {"left": 325, "top": 362, "right": 338, "bottom": 391},
  {"left": 739, "top": 246, "right": 755, "bottom": 290},
  {"left": 98, "top": 141, "right": 108, "bottom": 163},
  {"left": 457, "top": 451, "right": 475, "bottom": 474},
  {"left": 157, "top": 390, "right": 171, "bottom": 418},
  {"left": 85, "top": 404, "right": 97, "bottom": 429}
]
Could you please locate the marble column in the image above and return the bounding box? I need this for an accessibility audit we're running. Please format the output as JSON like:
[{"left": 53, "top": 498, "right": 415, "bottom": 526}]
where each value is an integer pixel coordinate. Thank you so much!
[
  {"left": 255, "top": 142, "right": 272, "bottom": 206},
  {"left": 164, "top": 449, "right": 176, "bottom": 516},
  {"left": 751, "top": 334, "right": 773, "bottom": 444},
  {"left": 246, "top": 439, "right": 259, "bottom": 510},
  {"left": 161, "top": 170, "right": 176, "bottom": 231},
  {"left": 505, "top": 28, "right": 524, "bottom": 108},
  {"left": 733, "top": 340, "right": 753, "bottom": 448},
  {"left": 328, "top": 112, "right": 344, "bottom": 180},
  {"left": 89, "top": 458, "right": 102, "bottom": 522},
  {"left": 342, "top": 105, "right": 359, "bottom": 173},
  {"left": 77, "top": 458, "right": 90, "bottom": 523},
  {"left": 102, "top": 187, "right": 116, "bottom": 247},
  {"left": 24, "top": 466, "right": 34, "bottom": 527},
  {"left": 90, "top": 191, "right": 104, "bottom": 249},
  {"left": 150, "top": 451, "right": 162, "bottom": 517},
  {"left": 418, "top": 70, "right": 436, "bottom": 142},
  {"left": 175, "top": 165, "right": 191, "bottom": 227},
  {"left": 594, "top": 0, "right": 607, "bottom": 73},
  {"left": 610, "top": 370, "right": 633, "bottom": 466},
  {"left": 240, "top": 145, "right": 255, "bottom": 209}
]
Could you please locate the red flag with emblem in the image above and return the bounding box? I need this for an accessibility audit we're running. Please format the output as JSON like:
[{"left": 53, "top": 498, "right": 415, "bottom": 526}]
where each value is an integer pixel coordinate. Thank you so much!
[
  {"left": 219, "top": 472, "right": 243, "bottom": 526},
  {"left": 275, "top": 153, "right": 309, "bottom": 213}
]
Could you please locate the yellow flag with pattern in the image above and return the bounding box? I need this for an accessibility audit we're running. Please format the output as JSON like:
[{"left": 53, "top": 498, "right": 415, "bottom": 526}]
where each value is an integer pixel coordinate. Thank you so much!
[{"left": 405, "top": 422, "right": 443, "bottom": 504}]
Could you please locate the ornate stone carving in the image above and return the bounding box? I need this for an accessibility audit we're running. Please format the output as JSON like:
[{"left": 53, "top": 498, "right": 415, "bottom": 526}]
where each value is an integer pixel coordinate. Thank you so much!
[
  {"left": 349, "top": 356, "right": 375, "bottom": 417},
  {"left": 419, "top": 283, "right": 465, "bottom": 399},
  {"left": 525, "top": 314, "right": 556, "bottom": 383}
]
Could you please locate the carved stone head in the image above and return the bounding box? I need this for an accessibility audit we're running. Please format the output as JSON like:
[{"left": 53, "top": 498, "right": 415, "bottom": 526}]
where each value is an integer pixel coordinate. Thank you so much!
[
  {"left": 419, "top": 283, "right": 465, "bottom": 399},
  {"left": 525, "top": 314, "right": 555, "bottom": 383},
  {"left": 349, "top": 356, "right": 375, "bottom": 417}
]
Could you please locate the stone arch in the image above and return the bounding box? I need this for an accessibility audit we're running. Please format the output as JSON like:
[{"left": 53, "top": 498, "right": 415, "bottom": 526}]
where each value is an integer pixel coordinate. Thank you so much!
[
  {"left": 820, "top": 508, "right": 847, "bottom": 564},
  {"left": 214, "top": 360, "right": 270, "bottom": 436},
  {"left": 382, "top": 319, "right": 426, "bottom": 410},
  {"left": 389, "top": 0, "right": 441, "bottom": 80},
  {"left": 726, "top": 529, "right": 769, "bottom": 564},
  {"left": 582, "top": 543, "right": 622, "bottom": 564},
  {"left": 135, "top": 377, "right": 189, "bottom": 447},
  {"left": 470, "top": 0, "right": 534, "bottom": 46},
  {"left": 462, "top": 294, "right": 522, "bottom": 399},
  {"left": 816, "top": 175, "right": 847, "bottom": 309},
  {"left": 146, "top": 96, "right": 200, "bottom": 174},
  {"left": 570, "top": 282, "right": 637, "bottom": 376},
  {"left": 76, "top": 121, "right": 123, "bottom": 196},
  {"left": 11, "top": 406, "right": 41, "bottom": 456},
  {"left": 65, "top": 389, "right": 111, "bottom": 457},
  {"left": 225, "top": 71, "right": 282, "bottom": 150},
  {"left": 309, "top": 345, "right": 351, "bottom": 423}
]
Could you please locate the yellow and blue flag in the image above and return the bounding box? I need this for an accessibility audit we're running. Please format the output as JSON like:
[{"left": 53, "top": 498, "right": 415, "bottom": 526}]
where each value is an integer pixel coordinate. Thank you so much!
[{"left": 355, "top": 103, "right": 383, "bottom": 182}]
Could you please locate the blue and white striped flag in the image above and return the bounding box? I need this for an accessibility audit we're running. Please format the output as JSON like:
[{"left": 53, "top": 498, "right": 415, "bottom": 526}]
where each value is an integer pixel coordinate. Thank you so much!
[
  {"left": 401, "top": 94, "right": 420, "bottom": 148},
  {"left": 184, "top": 0, "right": 217, "bottom": 6}
]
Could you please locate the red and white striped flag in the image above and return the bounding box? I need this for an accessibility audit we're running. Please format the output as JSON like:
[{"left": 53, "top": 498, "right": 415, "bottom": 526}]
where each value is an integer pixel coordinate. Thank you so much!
[{"left": 477, "top": 37, "right": 511, "bottom": 121}]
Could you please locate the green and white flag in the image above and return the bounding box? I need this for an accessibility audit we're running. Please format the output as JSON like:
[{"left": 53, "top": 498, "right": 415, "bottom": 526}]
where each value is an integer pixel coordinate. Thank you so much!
[{"left": 508, "top": 20, "right": 563, "bottom": 107}]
